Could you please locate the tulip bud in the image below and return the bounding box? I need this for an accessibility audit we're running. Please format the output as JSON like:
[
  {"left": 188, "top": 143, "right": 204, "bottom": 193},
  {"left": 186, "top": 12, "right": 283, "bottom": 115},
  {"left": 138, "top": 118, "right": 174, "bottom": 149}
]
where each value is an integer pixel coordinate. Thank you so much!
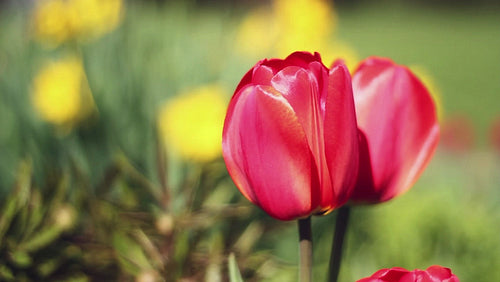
[{"left": 349, "top": 57, "right": 440, "bottom": 204}]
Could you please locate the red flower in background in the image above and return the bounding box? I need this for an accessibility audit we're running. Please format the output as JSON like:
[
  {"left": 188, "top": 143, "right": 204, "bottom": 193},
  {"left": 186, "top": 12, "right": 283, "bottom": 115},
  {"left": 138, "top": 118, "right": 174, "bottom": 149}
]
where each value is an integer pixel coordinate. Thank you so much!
[
  {"left": 489, "top": 115, "right": 500, "bottom": 153},
  {"left": 440, "top": 114, "right": 475, "bottom": 153},
  {"left": 357, "top": 265, "right": 459, "bottom": 282},
  {"left": 222, "top": 52, "right": 359, "bottom": 220},
  {"left": 349, "top": 57, "right": 440, "bottom": 204}
]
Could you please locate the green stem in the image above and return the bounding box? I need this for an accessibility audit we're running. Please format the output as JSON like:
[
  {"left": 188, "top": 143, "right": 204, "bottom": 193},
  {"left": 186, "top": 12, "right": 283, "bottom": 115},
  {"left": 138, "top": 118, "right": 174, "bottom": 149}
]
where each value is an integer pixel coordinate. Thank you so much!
[
  {"left": 328, "top": 206, "right": 351, "bottom": 282},
  {"left": 298, "top": 217, "right": 312, "bottom": 282}
]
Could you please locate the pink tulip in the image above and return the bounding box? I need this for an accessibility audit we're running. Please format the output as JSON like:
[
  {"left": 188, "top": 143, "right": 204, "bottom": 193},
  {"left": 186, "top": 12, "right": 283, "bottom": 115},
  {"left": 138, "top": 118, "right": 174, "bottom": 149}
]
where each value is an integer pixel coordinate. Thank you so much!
[
  {"left": 357, "top": 265, "right": 459, "bottom": 282},
  {"left": 349, "top": 57, "right": 440, "bottom": 204},
  {"left": 222, "top": 52, "right": 359, "bottom": 220}
]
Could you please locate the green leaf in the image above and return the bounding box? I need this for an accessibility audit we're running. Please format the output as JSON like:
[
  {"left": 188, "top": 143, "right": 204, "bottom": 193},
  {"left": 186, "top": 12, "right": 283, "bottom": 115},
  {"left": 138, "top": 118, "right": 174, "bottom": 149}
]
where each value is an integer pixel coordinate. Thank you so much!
[
  {"left": 18, "top": 226, "right": 63, "bottom": 252},
  {"left": 234, "top": 222, "right": 264, "bottom": 256},
  {"left": 37, "top": 257, "right": 60, "bottom": 277},
  {"left": 112, "top": 232, "right": 153, "bottom": 275},
  {"left": 20, "top": 189, "right": 43, "bottom": 242},
  {"left": 228, "top": 253, "right": 244, "bottom": 282},
  {"left": 0, "top": 195, "right": 18, "bottom": 241},
  {"left": 0, "top": 265, "right": 14, "bottom": 281},
  {"left": 0, "top": 161, "right": 32, "bottom": 240},
  {"left": 10, "top": 251, "right": 32, "bottom": 267}
]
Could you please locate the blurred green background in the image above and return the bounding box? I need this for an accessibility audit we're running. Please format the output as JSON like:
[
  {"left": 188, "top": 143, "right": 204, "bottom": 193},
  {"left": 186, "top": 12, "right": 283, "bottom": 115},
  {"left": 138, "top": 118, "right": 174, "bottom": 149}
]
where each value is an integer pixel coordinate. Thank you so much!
[{"left": 0, "top": 0, "right": 499, "bottom": 281}]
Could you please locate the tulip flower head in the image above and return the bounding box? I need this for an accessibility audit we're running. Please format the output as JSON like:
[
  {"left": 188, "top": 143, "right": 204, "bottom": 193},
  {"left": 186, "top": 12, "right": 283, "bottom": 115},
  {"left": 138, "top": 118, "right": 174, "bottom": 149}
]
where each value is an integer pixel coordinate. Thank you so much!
[
  {"left": 349, "top": 57, "right": 440, "bottom": 204},
  {"left": 222, "top": 52, "right": 359, "bottom": 220},
  {"left": 357, "top": 265, "right": 459, "bottom": 282}
]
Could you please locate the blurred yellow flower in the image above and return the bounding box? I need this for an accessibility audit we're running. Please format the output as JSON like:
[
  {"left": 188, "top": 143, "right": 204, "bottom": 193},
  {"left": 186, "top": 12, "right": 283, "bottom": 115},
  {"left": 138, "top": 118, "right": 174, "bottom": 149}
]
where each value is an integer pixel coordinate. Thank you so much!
[
  {"left": 33, "top": 0, "right": 124, "bottom": 47},
  {"left": 32, "top": 56, "right": 95, "bottom": 128},
  {"left": 319, "top": 40, "right": 360, "bottom": 72},
  {"left": 235, "top": 0, "right": 358, "bottom": 67},
  {"left": 68, "top": 0, "right": 123, "bottom": 40},
  {"left": 235, "top": 7, "right": 277, "bottom": 58},
  {"left": 32, "top": 0, "right": 70, "bottom": 46},
  {"left": 158, "top": 85, "right": 227, "bottom": 162},
  {"left": 410, "top": 65, "right": 444, "bottom": 121},
  {"left": 273, "top": 0, "right": 336, "bottom": 57}
]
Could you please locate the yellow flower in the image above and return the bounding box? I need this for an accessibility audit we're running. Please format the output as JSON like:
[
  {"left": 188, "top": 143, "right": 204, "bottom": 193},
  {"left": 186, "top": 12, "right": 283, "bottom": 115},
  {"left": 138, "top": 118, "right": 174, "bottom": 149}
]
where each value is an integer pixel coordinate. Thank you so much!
[
  {"left": 32, "top": 0, "right": 71, "bottom": 46},
  {"left": 32, "top": 0, "right": 124, "bottom": 47},
  {"left": 67, "top": 0, "right": 123, "bottom": 40},
  {"left": 410, "top": 65, "right": 444, "bottom": 121},
  {"left": 273, "top": 0, "right": 337, "bottom": 57},
  {"left": 32, "top": 56, "right": 95, "bottom": 128},
  {"left": 158, "top": 85, "right": 227, "bottom": 162},
  {"left": 235, "top": 7, "right": 277, "bottom": 59},
  {"left": 319, "top": 40, "right": 360, "bottom": 72},
  {"left": 235, "top": 0, "right": 356, "bottom": 64}
]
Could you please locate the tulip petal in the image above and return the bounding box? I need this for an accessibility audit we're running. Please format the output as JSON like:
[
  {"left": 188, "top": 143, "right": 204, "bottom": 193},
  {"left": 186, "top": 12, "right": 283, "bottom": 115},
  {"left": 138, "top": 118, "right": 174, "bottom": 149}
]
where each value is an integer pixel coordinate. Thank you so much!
[
  {"left": 375, "top": 267, "right": 409, "bottom": 280},
  {"left": 399, "top": 271, "right": 423, "bottom": 282},
  {"left": 271, "top": 66, "right": 323, "bottom": 158},
  {"left": 351, "top": 57, "right": 440, "bottom": 203},
  {"left": 265, "top": 51, "right": 323, "bottom": 71},
  {"left": 322, "top": 64, "right": 359, "bottom": 210},
  {"left": 235, "top": 66, "right": 257, "bottom": 94},
  {"left": 356, "top": 267, "right": 409, "bottom": 282},
  {"left": 235, "top": 52, "right": 323, "bottom": 94},
  {"left": 426, "top": 266, "right": 458, "bottom": 281},
  {"left": 270, "top": 65, "right": 335, "bottom": 209},
  {"left": 252, "top": 64, "right": 275, "bottom": 85},
  {"left": 222, "top": 85, "right": 319, "bottom": 220}
]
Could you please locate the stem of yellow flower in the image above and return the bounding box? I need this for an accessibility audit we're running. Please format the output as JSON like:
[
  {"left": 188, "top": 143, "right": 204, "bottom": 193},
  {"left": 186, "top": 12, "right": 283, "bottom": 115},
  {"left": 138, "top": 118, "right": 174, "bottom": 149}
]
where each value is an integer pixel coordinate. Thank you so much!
[
  {"left": 155, "top": 125, "right": 170, "bottom": 209},
  {"left": 328, "top": 206, "right": 351, "bottom": 282},
  {"left": 298, "top": 217, "right": 312, "bottom": 282}
]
